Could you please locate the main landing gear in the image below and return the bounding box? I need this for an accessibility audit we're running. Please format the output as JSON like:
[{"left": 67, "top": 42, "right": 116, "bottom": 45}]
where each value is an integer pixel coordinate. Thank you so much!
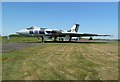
[{"left": 89, "top": 37, "right": 93, "bottom": 40}]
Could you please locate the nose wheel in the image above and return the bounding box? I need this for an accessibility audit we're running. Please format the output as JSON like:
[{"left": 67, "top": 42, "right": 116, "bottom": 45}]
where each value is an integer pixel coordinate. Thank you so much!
[
  {"left": 37, "top": 36, "right": 44, "bottom": 43},
  {"left": 41, "top": 36, "right": 44, "bottom": 42}
]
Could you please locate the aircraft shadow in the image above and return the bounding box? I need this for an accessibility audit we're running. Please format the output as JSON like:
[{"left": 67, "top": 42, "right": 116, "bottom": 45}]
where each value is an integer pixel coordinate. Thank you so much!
[
  {"left": 21, "top": 40, "right": 110, "bottom": 44},
  {"left": 43, "top": 41, "right": 108, "bottom": 44}
]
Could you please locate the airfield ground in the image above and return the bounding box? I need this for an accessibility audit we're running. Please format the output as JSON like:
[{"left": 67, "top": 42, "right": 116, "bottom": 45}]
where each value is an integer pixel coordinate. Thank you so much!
[{"left": 2, "top": 37, "right": 118, "bottom": 80}]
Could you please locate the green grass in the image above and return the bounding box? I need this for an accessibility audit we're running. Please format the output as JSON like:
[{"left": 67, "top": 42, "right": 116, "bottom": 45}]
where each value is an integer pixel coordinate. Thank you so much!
[{"left": 2, "top": 37, "right": 118, "bottom": 80}]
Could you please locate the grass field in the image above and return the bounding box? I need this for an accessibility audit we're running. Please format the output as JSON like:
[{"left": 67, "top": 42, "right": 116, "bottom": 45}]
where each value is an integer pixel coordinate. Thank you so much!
[{"left": 2, "top": 37, "right": 118, "bottom": 80}]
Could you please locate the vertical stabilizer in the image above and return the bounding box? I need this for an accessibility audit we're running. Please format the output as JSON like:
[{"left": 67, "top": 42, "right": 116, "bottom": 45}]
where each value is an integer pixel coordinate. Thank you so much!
[{"left": 69, "top": 24, "right": 80, "bottom": 33}]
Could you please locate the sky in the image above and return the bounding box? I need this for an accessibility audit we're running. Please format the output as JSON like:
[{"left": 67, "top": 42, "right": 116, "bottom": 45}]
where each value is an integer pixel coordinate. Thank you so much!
[
  {"left": 2, "top": 2, "right": 118, "bottom": 39},
  {"left": 2, "top": 0, "right": 119, "bottom": 2}
]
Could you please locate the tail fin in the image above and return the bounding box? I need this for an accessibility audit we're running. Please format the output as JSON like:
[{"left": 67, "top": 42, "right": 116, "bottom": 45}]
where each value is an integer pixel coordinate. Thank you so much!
[{"left": 68, "top": 24, "right": 80, "bottom": 33}]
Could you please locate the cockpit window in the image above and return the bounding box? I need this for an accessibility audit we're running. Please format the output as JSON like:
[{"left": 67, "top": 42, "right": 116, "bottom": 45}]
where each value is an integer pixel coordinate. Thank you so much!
[{"left": 27, "top": 26, "right": 34, "bottom": 30}]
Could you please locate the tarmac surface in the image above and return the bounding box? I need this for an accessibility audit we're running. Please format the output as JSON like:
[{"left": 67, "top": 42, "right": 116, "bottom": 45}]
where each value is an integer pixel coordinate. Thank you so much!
[{"left": 2, "top": 42, "right": 39, "bottom": 53}]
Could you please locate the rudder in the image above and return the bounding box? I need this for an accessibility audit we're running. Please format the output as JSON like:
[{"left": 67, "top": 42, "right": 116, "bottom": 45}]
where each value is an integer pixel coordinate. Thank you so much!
[{"left": 70, "top": 24, "right": 80, "bottom": 33}]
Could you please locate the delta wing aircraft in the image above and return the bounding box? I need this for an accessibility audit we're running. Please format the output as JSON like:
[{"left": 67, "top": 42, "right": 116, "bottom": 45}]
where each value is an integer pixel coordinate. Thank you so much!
[{"left": 16, "top": 24, "right": 111, "bottom": 42}]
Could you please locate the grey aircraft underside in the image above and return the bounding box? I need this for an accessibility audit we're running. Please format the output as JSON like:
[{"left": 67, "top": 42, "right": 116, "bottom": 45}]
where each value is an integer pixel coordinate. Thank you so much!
[{"left": 16, "top": 24, "right": 111, "bottom": 42}]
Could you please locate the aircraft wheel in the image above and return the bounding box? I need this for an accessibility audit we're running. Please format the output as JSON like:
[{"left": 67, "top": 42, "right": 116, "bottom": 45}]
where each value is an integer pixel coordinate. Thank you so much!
[{"left": 89, "top": 37, "right": 93, "bottom": 40}]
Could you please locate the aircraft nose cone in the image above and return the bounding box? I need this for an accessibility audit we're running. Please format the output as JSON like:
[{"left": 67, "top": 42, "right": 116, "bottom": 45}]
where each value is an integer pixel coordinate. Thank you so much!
[
  {"left": 16, "top": 31, "right": 20, "bottom": 34},
  {"left": 16, "top": 29, "right": 29, "bottom": 35},
  {"left": 16, "top": 30, "right": 24, "bottom": 34}
]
